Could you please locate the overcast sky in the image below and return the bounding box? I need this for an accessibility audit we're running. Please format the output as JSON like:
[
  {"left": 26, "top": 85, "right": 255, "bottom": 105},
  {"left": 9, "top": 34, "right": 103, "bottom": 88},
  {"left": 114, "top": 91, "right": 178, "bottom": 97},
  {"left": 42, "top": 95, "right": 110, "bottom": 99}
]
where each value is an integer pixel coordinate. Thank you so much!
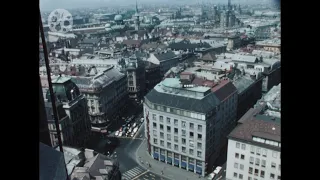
[{"left": 40, "top": 0, "right": 277, "bottom": 12}]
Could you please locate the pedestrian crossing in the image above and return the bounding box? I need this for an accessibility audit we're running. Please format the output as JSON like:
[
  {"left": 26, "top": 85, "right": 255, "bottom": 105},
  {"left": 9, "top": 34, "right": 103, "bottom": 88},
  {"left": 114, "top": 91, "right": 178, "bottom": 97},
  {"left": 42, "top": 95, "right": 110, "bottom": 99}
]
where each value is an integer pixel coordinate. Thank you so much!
[{"left": 122, "top": 166, "right": 146, "bottom": 180}]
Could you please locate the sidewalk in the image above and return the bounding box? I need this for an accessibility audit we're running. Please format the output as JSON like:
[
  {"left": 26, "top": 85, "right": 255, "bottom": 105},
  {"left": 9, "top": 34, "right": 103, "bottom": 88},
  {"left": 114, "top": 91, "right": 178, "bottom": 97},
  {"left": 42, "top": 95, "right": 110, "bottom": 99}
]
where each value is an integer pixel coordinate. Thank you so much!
[{"left": 136, "top": 139, "right": 208, "bottom": 180}]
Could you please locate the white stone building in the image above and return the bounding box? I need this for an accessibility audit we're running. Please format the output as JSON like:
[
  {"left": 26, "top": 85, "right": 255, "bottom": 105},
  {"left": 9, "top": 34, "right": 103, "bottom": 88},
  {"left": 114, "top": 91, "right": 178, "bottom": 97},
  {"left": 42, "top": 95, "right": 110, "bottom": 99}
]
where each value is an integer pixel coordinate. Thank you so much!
[
  {"left": 226, "top": 105, "right": 281, "bottom": 180},
  {"left": 143, "top": 77, "right": 229, "bottom": 176}
]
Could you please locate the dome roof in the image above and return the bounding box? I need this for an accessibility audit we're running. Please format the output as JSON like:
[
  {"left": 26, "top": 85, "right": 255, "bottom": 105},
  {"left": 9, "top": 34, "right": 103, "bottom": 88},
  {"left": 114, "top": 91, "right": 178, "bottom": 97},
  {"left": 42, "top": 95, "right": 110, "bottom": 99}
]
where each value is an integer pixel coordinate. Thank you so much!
[
  {"left": 114, "top": 14, "right": 123, "bottom": 21},
  {"left": 105, "top": 23, "right": 111, "bottom": 28}
]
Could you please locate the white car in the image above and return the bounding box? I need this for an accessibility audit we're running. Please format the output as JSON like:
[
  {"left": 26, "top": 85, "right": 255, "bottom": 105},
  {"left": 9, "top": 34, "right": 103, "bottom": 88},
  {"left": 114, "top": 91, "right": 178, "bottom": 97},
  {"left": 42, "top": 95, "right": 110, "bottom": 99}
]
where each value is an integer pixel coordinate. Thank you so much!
[
  {"left": 118, "top": 132, "right": 123, "bottom": 137},
  {"left": 115, "top": 131, "right": 119, "bottom": 136},
  {"left": 140, "top": 118, "right": 144, "bottom": 123},
  {"left": 133, "top": 127, "right": 138, "bottom": 133},
  {"left": 130, "top": 132, "right": 135, "bottom": 137},
  {"left": 128, "top": 128, "right": 133, "bottom": 133},
  {"left": 132, "top": 123, "right": 137, "bottom": 128},
  {"left": 214, "top": 166, "right": 222, "bottom": 174}
]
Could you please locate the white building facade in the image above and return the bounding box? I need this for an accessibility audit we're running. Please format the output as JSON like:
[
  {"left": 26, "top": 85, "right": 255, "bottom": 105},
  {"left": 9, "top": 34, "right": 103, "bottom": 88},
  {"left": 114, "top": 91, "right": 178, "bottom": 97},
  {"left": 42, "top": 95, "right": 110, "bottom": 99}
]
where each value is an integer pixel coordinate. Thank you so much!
[{"left": 143, "top": 78, "right": 223, "bottom": 176}]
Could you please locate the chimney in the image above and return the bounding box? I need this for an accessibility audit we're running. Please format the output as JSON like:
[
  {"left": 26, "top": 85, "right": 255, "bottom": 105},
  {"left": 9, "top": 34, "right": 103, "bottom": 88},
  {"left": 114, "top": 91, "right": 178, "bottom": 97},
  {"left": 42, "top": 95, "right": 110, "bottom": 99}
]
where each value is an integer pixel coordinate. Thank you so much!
[{"left": 85, "top": 149, "right": 95, "bottom": 159}]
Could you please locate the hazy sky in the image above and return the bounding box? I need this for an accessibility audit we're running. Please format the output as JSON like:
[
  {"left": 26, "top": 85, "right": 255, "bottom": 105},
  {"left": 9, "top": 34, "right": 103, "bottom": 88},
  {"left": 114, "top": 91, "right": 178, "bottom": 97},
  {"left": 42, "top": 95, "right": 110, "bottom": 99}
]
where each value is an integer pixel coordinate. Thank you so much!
[{"left": 40, "top": 0, "right": 277, "bottom": 12}]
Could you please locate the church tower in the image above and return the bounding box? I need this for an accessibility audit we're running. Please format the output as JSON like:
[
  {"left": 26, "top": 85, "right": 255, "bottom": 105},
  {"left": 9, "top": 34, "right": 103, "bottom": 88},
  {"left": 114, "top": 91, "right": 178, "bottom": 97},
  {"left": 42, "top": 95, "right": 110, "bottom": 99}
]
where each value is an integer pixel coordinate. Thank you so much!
[{"left": 134, "top": 0, "right": 140, "bottom": 31}]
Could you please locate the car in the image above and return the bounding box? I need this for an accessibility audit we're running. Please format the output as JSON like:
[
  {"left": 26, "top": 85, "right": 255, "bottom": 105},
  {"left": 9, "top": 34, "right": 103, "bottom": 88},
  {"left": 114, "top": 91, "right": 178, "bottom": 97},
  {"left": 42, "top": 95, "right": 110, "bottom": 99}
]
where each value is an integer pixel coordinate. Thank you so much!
[
  {"left": 130, "top": 132, "right": 135, "bottom": 137},
  {"left": 132, "top": 123, "right": 137, "bottom": 128},
  {"left": 133, "top": 127, "right": 138, "bottom": 134},
  {"left": 115, "top": 131, "right": 119, "bottom": 136},
  {"left": 140, "top": 118, "right": 144, "bottom": 123},
  {"left": 118, "top": 132, "right": 123, "bottom": 137},
  {"left": 214, "top": 166, "right": 222, "bottom": 175},
  {"left": 207, "top": 173, "right": 216, "bottom": 180},
  {"left": 128, "top": 128, "right": 133, "bottom": 133}
]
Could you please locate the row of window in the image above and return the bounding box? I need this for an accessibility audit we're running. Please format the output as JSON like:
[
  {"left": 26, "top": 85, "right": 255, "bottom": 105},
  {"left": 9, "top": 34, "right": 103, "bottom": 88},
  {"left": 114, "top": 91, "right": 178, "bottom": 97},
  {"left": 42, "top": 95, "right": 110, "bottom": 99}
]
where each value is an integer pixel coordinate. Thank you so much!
[
  {"left": 153, "top": 147, "right": 203, "bottom": 166},
  {"left": 234, "top": 171, "right": 281, "bottom": 180},
  {"left": 145, "top": 99, "right": 206, "bottom": 120},
  {"left": 236, "top": 142, "right": 280, "bottom": 159},
  {"left": 153, "top": 138, "right": 203, "bottom": 157},
  {"left": 152, "top": 115, "right": 203, "bottom": 131},
  {"left": 252, "top": 136, "right": 281, "bottom": 147},
  {"left": 152, "top": 124, "right": 203, "bottom": 140}
]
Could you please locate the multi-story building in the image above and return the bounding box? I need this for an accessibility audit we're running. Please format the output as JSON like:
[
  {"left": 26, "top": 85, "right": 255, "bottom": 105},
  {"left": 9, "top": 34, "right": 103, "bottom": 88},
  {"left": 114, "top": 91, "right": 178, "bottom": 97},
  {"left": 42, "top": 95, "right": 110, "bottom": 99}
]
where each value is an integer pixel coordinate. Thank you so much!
[
  {"left": 70, "top": 66, "right": 128, "bottom": 133},
  {"left": 45, "top": 101, "right": 73, "bottom": 147},
  {"left": 44, "top": 76, "right": 91, "bottom": 147},
  {"left": 144, "top": 75, "right": 238, "bottom": 176},
  {"left": 226, "top": 104, "right": 281, "bottom": 180},
  {"left": 145, "top": 61, "right": 161, "bottom": 94},
  {"left": 147, "top": 51, "right": 181, "bottom": 77},
  {"left": 126, "top": 55, "right": 146, "bottom": 100}
]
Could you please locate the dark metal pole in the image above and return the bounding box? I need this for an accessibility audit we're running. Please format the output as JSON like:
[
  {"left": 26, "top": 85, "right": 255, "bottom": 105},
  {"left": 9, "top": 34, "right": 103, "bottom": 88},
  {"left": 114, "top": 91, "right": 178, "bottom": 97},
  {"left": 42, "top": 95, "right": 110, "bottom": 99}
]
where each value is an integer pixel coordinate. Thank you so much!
[{"left": 39, "top": 7, "right": 70, "bottom": 180}]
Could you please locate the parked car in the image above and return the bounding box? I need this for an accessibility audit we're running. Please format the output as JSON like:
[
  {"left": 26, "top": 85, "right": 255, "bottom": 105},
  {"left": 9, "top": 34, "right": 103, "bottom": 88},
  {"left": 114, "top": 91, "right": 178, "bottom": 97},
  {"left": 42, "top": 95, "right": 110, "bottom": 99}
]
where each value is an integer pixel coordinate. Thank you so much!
[
  {"left": 118, "top": 132, "right": 123, "bottom": 137},
  {"left": 140, "top": 118, "right": 144, "bottom": 123},
  {"left": 115, "top": 131, "right": 119, "bottom": 136},
  {"left": 214, "top": 166, "right": 222, "bottom": 175},
  {"left": 132, "top": 123, "right": 137, "bottom": 128}
]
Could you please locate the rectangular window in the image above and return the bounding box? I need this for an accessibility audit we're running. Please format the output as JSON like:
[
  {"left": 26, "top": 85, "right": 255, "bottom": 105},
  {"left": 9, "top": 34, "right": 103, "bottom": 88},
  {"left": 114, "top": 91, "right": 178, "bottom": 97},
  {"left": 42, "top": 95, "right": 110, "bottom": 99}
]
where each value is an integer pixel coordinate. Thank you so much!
[
  {"left": 254, "top": 169, "right": 259, "bottom": 176},
  {"left": 279, "top": 164, "right": 281, "bottom": 171},
  {"left": 241, "top": 154, "right": 245, "bottom": 160},
  {"left": 250, "top": 157, "right": 254, "bottom": 164},
  {"left": 197, "top": 151, "right": 202, "bottom": 157},
  {"left": 174, "top": 128, "right": 178, "bottom": 134},
  {"left": 271, "top": 162, "right": 276, "bottom": 168},
  {"left": 249, "top": 167, "right": 253, "bottom": 174},
  {"left": 260, "top": 170, "right": 265, "bottom": 178},
  {"left": 270, "top": 173, "right": 275, "bottom": 179},
  {"left": 182, "top": 138, "right": 186, "bottom": 144},
  {"left": 174, "top": 136, "right": 178, "bottom": 143},
  {"left": 236, "top": 142, "right": 240, "bottom": 148},
  {"left": 182, "top": 146, "right": 186, "bottom": 153},
  {"left": 255, "top": 158, "right": 260, "bottom": 166},
  {"left": 272, "top": 151, "right": 278, "bottom": 158},
  {"left": 153, "top": 130, "right": 157, "bottom": 137},
  {"left": 153, "top": 122, "right": 157, "bottom": 128},
  {"left": 239, "top": 174, "right": 243, "bottom": 179},
  {"left": 166, "top": 117, "right": 170, "bottom": 124},
  {"left": 235, "top": 153, "right": 239, "bottom": 158},
  {"left": 154, "top": 138, "right": 158, "bottom": 144},
  {"left": 152, "top": 114, "right": 156, "bottom": 120},
  {"left": 278, "top": 176, "right": 281, "bottom": 180},
  {"left": 182, "top": 129, "right": 186, "bottom": 137},
  {"left": 160, "top": 140, "right": 164, "bottom": 146},
  {"left": 167, "top": 134, "right": 171, "bottom": 141},
  {"left": 189, "top": 149, "right": 194, "bottom": 155},
  {"left": 248, "top": 177, "right": 252, "bottom": 180},
  {"left": 190, "top": 123, "right": 194, "bottom": 130},
  {"left": 197, "top": 134, "right": 202, "bottom": 140},
  {"left": 261, "top": 160, "right": 266, "bottom": 168},
  {"left": 234, "top": 173, "right": 238, "bottom": 178},
  {"left": 262, "top": 149, "right": 267, "bottom": 157},
  {"left": 181, "top": 121, "right": 186, "bottom": 128},
  {"left": 250, "top": 146, "right": 255, "bottom": 154},
  {"left": 167, "top": 142, "right": 171, "bottom": 149},
  {"left": 241, "top": 144, "right": 246, "bottom": 150},
  {"left": 197, "top": 142, "right": 202, "bottom": 149},
  {"left": 160, "top": 124, "right": 164, "bottom": 130},
  {"left": 189, "top": 140, "right": 194, "bottom": 147},
  {"left": 174, "top": 144, "right": 178, "bottom": 150},
  {"left": 160, "top": 132, "right": 164, "bottom": 139},
  {"left": 198, "top": 125, "right": 202, "bottom": 132},
  {"left": 190, "top": 132, "right": 194, "bottom": 138},
  {"left": 240, "top": 164, "right": 244, "bottom": 170},
  {"left": 234, "top": 162, "right": 239, "bottom": 169},
  {"left": 256, "top": 148, "right": 261, "bottom": 155},
  {"left": 174, "top": 119, "right": 178, "bottom": 126},
  {"left": 159, "top": 116, "right": 163, "bottom": 122},
  {"left": 167, "top": 126, "right": 171, "bottom": 132}
]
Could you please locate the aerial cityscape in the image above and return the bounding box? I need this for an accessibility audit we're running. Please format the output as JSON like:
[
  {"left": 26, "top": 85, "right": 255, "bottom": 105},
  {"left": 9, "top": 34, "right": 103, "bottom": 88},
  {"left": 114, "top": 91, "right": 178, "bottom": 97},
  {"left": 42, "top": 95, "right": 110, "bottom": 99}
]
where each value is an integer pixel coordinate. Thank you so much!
[{"left": 39, "top": 0, "right": 281, "bottom": 180}]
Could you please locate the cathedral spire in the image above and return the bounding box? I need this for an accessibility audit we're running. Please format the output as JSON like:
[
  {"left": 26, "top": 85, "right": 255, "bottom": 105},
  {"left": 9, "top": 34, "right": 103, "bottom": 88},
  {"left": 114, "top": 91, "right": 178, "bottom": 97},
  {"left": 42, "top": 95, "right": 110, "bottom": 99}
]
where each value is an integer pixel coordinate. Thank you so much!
[{"left": 135, "top": 0, "right": 139, "bottom": 14}]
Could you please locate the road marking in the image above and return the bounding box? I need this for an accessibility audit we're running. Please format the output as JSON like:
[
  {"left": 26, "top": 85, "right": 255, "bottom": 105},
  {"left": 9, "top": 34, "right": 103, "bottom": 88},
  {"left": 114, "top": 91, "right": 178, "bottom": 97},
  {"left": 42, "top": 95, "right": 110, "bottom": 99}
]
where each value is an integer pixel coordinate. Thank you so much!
[{"left": 131, "top": 170, "right": 149, "bottom": 180}]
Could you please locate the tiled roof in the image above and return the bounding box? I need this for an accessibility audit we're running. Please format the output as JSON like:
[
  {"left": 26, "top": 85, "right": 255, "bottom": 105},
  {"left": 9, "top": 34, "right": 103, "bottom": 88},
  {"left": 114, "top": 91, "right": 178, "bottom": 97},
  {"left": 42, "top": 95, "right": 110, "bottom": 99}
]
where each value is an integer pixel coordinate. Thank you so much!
[
  {"left": 228, "top": 111, "right": 281, "bottom": 150},
  {"left": 211, "top": 80, "right": 237, "bottom": 101},
  {"left": 201, "top": 52, "right": 217, "bottom": 61}
]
